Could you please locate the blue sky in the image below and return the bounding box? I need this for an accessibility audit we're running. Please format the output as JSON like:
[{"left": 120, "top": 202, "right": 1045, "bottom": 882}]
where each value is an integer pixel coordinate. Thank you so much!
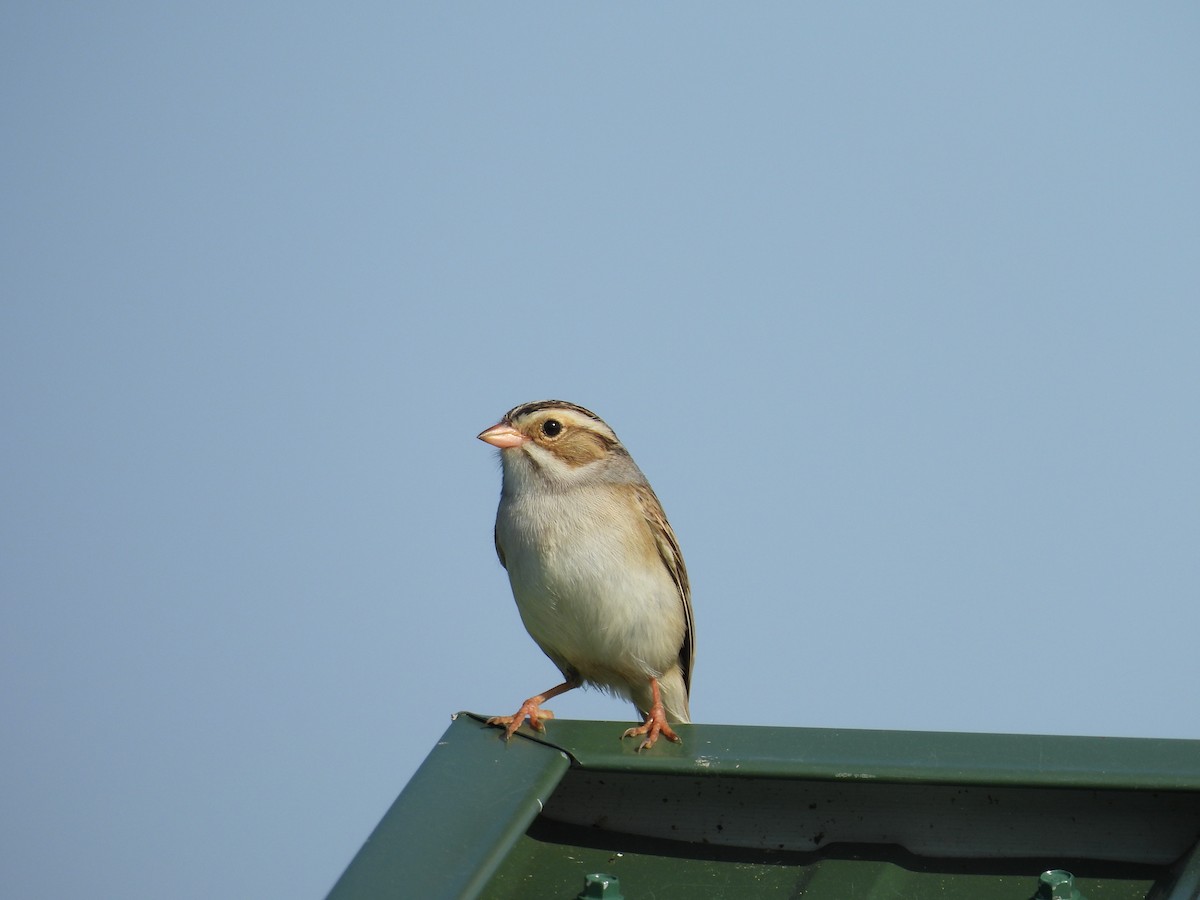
[{"left": 3, "top": 5, "right": 1198, "bottom": 898}]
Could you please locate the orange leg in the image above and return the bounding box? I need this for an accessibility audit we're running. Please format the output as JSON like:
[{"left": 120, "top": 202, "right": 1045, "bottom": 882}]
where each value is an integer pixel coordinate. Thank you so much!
[
  {"left": 621, "top": 676, "right": 681, "bottom": 751},
  {"left": 487, "top": 679, "right": 579, "bottom": 740}
]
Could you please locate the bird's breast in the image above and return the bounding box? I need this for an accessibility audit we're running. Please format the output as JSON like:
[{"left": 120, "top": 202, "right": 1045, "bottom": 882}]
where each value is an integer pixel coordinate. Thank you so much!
[{"left": 495, "top": 487, "right": 684, "bottom": 680}]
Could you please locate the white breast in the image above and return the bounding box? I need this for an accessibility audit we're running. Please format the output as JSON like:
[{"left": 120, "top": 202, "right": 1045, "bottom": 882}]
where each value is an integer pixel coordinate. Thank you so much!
[{"left": 497, "top": 483, "right": 685, "bottom": 694}]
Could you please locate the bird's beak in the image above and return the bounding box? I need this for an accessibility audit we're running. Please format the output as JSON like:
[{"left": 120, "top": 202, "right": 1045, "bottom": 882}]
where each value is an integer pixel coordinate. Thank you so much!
[{"left": 477, "top": 422, "right": 527, "bottom": 449}]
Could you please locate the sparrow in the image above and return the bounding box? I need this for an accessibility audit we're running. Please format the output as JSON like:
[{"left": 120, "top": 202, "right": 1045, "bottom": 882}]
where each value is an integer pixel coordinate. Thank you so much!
[{"left": 477, "top": 400, "right": 694, "bottom": 750}]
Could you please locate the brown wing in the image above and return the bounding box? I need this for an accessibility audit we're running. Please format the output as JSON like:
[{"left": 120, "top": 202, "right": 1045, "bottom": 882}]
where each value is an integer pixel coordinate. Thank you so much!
[{"left": 633, "top": 483, "right": 694, "bottom": 696}]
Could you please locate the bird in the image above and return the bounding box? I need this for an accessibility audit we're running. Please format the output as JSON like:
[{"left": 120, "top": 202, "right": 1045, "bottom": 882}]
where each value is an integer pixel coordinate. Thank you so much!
[{"left": 477, "top": 400, "right": 694, "bottom": 750}]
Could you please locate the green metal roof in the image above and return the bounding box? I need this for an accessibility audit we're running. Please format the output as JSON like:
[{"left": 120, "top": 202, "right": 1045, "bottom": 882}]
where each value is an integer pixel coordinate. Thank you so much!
[{"left": 328, "top": 714, "right": 1200, "bottom": 899}]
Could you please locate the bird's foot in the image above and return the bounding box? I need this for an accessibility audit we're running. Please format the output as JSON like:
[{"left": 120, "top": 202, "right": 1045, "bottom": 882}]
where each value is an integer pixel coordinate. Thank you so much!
[
  {"left": 622, "top": 705, "right": 681, "bottom": 751},
  {"left": 487, "top": 699, "right": 555, "bottom": 740}
]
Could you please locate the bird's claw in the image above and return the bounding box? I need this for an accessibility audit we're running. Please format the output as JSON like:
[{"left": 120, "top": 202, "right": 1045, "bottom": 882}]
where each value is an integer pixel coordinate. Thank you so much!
[
  {"left": 486, "top": 701, "right": 555, "bottom": 740},
  {"left": 621, "top": 707, "right": 681, "bottom": 751}
]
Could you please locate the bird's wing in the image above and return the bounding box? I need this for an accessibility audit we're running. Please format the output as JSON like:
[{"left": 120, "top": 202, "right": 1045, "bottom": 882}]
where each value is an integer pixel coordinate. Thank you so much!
[
  {"left": 494, "top": 522, "right": 507, "bottom": 569},
  {"left": 633, "top": 482, "right": 694, "bottom": 696}
]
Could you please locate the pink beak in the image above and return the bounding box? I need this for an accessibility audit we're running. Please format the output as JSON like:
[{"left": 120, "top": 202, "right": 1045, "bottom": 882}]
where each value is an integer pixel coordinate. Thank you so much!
[{"left": 477, "top": 422, "right": 527, "bottom": 449}]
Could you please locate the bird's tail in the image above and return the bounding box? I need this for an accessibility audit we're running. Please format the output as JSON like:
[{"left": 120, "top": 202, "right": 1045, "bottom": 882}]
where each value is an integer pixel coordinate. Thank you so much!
[{"left": 635, "top": 666, "right": 690, "bottom": 724}]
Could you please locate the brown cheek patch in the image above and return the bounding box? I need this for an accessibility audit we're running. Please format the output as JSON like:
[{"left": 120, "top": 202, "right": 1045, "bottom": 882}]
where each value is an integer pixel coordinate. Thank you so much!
[{"left": 548, "top": 430, "right": 610, "bottom": 466}]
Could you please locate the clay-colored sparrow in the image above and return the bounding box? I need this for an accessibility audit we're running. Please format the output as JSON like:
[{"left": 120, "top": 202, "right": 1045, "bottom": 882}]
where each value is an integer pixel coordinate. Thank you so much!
[{"left": 477, "top": 400, "right": 694, "bottom": 750}]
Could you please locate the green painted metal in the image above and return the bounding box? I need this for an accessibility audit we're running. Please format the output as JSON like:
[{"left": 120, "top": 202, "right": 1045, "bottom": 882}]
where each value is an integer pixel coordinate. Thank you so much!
[
  {"left": 1036, "top": 869, "right": 1086, "bottom": 900},
  {"left": 1169, "top": 840, "right": 1200, "bottom": 897},
  {"left": 482, "top": 831, "right": 1158, "bottom": 900},
  {"left": 510, "top": 716, "right": 1200, "bottom": 790},
  {"left": 328, "top": 713, "right": 1200, "bottom": 899},
  {"left": 576, "top": 872, "right": 624, "bottom": 899},
  {"left": 326, "top": 714, "right": 570, "bottom": 899}
]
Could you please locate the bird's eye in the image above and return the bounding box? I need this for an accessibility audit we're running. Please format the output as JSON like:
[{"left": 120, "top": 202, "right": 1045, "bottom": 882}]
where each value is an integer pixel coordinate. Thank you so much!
[{"left": 542, "top": 419, "right": 563, "bottom": 437}]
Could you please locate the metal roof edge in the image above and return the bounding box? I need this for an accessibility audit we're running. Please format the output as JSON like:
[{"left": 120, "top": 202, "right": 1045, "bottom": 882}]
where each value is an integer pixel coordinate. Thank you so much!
[
  {"left": 327, "top": 714, "right": 571, "bottom": 899},
  {"left": 457, "top": 712, "right": 1200, "bottom": 791},
  {"left": 328, "top": 715, "right": 1200, "bottom": 899}
]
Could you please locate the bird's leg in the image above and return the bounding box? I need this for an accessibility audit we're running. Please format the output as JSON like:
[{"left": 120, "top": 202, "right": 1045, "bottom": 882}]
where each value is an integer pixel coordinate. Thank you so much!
[
  {"left": 621, "top": 676, "right": 681, "bottom": 750},
  {"left": 487, "top": 679, "right": 579, "bottom": 740}
]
